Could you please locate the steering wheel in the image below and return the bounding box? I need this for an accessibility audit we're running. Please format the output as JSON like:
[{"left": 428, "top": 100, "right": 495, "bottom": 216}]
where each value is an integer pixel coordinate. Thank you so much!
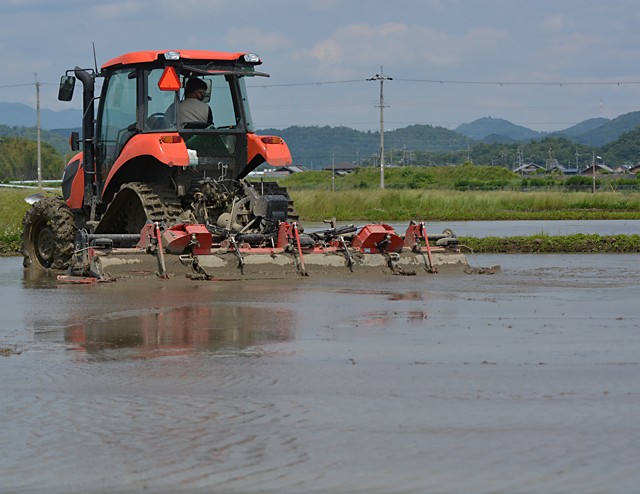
[{"left": 147, "top": 113, "right": 166, "bottom": 129}]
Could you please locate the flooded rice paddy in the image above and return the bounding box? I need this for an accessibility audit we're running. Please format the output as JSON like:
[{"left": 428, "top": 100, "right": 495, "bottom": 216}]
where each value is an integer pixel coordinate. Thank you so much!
[{"left": 1, "top": 241, "right": 640, "bottom": 492}]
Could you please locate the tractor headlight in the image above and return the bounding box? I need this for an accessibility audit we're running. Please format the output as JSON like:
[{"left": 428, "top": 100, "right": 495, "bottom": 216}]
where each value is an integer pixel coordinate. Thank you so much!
[{"left": 243, "top": 53, "right": 261, "bottom": 64}]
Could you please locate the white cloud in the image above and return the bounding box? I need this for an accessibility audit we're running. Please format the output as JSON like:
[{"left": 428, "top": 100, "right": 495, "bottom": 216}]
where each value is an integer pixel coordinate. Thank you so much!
[
  {"left": 306, "top": 0, "right": 344, "bottom": 11},
  {"left": 298, "top": 23, "right": 450, "bottom": 70},
  {"left": 541, "top": 14, "right": 568, "bottom": 31},
  {"left": 296, "top": 22, "right": 508, "bottom": 77},
  {"left": 461, "top": 27, "right": 508, "bottom": 51},
  {"left": 88, "top": 1, "right": 144, "bottom": 21},
  {"left": 226, "top": 28, "right": 293, "bottom": 53}
]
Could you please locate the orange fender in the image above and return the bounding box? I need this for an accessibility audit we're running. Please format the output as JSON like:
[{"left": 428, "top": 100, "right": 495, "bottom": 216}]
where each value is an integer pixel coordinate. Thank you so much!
[{"left": 247, "top": 133, "right": 292, "bottom": 166}]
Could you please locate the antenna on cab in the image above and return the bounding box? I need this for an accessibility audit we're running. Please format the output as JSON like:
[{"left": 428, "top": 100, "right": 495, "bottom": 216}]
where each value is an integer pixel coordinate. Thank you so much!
[{"left": 92, "top": 42, "right": 99, "bottom": 74}]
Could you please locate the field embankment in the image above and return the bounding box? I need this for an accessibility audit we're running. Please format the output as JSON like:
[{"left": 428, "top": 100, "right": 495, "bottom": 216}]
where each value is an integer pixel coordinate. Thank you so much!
[
  {"left": 289, "top": 189, "right": 640, "bottom": 222},
  {"left": 459, "top": 233, "right": 640, "bottom": 253}
]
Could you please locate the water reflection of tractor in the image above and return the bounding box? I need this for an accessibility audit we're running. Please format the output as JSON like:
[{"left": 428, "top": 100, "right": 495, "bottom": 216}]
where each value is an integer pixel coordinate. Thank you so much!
[
  {"left": 65, "top": 304, "right": 293, "bottom": 359},
  {"left": 21, "top": 50, "right": 467, "bottom": 281}
]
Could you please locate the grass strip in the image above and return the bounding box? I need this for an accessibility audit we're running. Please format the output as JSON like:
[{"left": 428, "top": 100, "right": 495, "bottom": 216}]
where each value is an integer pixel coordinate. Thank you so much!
[
  {"left": 459, "top": 233, "right": 640, "bottom": 253},
  {"left": 290, "top": 189, "right": 640, "bottom": 221}
]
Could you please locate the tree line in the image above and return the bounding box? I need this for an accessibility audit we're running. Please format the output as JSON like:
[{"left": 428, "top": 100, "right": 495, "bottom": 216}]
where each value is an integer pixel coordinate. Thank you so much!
[
  {"left": 2, "top": 122, "right": 640, "bottom": 182},
  {"left": 0, "top": 136, "right": 65, "bottom": 181},
  {"left": 263, "top": 124, "right": 640, "bottom": 169}
]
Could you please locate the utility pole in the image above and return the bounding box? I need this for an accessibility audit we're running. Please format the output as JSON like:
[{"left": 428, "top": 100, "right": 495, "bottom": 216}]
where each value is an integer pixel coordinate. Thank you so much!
[
  {"left": 35, "top": 73, "right": 42, "bottom": 187},
  {"left": 368, "top": 67, "right": 392, "bottom": 189},
  {"left": 515, "top": 148, "right": 523, "bottom": 171},
  {"left": 332, "top": 151, "right": 335, "bottom": 192},
  {"left": 591, "top": 152, "right": 602, "bottom": 194}
]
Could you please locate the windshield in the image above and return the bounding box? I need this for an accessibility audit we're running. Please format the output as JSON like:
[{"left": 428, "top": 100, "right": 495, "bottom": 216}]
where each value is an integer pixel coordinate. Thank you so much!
[
  {"left": 97, "top": 69, "right": 137, "bottom": 171},
  {"left": 144, "top": 68, "right": 251, "bottom": 131}
]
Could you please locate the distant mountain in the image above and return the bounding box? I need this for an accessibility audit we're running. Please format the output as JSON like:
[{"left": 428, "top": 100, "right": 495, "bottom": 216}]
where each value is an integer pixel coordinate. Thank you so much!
[
  {"left": 601, "top": 126, "right": 640, "bottom": 164},
  {"left": 480, "top": 133, "right": 517, "bottom": 144},
  {"left": 456, "top": 113, "right": 640, "bottom": 147},
  {"left": 258, "top": 126, "right": 375, "bottom": 166},
  {"left": 571, "top": 111, "right": 640, "bottom": 146},
  {"left": 550, "top": 117, "right": 609, "bottom": 140},
  {"left": 258, "top": 124, "right": 474, "bottom": 167},
  {"left": 0, "top": 125, "right": 71, "bottom": 155},
  {"left": 456, "top": 117, "right": 543, "bottom": 142},
  {"left": 0, "top": 102, "right": 82, "bottom": 129},
  {"left": 384, "top": 124, "right": 474, "bottom": 152}
]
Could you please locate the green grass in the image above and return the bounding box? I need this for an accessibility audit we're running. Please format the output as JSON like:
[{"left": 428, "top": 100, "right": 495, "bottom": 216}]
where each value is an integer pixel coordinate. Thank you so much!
[
  {"left": 0, "top": 188, "right": 56, "bottom": 253},
  {"left": 459, "top": 233, "right": 640, "bottom": 253},
  {"left": 280, "top": 164, "right": 520, "bottom": 190},
  {"left": 278, "top": 165, "right": 640, "bottom": 193},
  {"left": 290, "top": 189, "right": 640, "bottom": 221}
]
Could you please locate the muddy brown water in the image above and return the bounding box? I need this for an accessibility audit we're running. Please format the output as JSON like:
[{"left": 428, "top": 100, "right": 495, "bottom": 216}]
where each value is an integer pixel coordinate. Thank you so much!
[{"left": 1, "top": 253, "right": 640, "bottom": 493}]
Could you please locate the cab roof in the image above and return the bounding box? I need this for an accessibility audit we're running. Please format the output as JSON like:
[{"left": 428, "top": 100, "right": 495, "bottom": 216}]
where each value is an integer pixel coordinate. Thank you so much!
[{"left": 101, "top": 50, "right": 254, "bottom": 70}]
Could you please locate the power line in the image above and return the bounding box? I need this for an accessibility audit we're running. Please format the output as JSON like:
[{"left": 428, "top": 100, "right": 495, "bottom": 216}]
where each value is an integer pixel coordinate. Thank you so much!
[
  {"left": 248, "top": 78, "right": 367, "bottom": 88},
  {"left": 0, "top": 83, "right": 37, "bottom": 89},
  {"left": 0, "top": 82, "right": 56, "bottom": 89},
  {"left": 394, "top": 78, "right": 640, "bottom": 86},
  {"left": 250, "top": 77, "right": 640, "bottom": 89},
  {"left": 5, "top": 76, "right": 640, "bottom": 91}
]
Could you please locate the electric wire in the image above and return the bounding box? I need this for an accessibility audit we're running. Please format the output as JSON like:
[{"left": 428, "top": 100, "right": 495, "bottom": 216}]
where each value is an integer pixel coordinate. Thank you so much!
[
  {"left": 247, "top": 77, "right": 640, "bottom": 88},
  {"left": 395, "top": 78, "right": 640, "bottom": 86},
  {"left": 4, "top": 76, "right": 640, "bottom": 90}
]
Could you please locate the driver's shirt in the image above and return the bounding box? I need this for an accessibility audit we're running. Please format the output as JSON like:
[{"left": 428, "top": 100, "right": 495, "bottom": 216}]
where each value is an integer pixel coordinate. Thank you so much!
[{"left": 178, "top": 98, "right": 213, "bottom": 127}]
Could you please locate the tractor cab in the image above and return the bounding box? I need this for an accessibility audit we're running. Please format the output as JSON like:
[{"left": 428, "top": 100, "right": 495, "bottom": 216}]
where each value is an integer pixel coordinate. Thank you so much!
[{"left": 96, "top": 51, "right": 264, "bottom": 187}]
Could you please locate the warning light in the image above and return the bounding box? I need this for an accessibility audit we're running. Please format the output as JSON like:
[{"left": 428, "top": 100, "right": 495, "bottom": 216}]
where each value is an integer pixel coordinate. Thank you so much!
[
  {"left": 158, "top": 66, "right": 181, "bottom": 91},
  {"left": 159, "top": 136, "right": 183, "bottom": 144},
  {"left": 261, "top": 136, "right": 283, "bottom": 145}
]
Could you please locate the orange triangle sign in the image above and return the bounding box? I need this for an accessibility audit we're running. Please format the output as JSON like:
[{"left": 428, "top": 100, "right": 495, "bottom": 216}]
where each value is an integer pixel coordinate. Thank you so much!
[{"left": 158, "top": 66, "right": 181, "bottom": 91}]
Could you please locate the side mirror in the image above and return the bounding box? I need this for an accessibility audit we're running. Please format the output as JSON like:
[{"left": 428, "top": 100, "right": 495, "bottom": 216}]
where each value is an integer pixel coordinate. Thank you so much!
[
  {"left": 69, "top": 131, "right": 80, "bottom": 151},
  {"left": 58, "top": 75, "right": 76, "bottom": 101},
  {"left": 202, "top": 79, "right": 212, "bottom": 104}
]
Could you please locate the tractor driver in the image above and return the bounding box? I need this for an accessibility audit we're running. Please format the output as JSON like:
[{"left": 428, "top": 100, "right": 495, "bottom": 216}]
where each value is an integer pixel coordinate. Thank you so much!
[{"left": 167, "top": 77, "right": 213, "bottom": 128}]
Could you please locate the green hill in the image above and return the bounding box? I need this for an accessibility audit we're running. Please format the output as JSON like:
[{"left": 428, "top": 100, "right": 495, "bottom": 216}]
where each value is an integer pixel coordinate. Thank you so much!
[
  {"left": 601, "top": 127, "right": 640, "bottom": 164},
  {"left": 258, "top": 124, "right": 473, "bottom": 168},
  {"left": 456, "top": 116, "right": 543, "bottom": 142},
  {"left": 0, "top": 125, "right": 72, "bottom": 155},
  {"left": 550, "top": 117, "right": 609, "bottom": 140},
  {"left": 455, "top": 113, "right": 640, "bottom": 148},
  {"left": 572, "top": 111, "right": 640, "bottom": 146}
]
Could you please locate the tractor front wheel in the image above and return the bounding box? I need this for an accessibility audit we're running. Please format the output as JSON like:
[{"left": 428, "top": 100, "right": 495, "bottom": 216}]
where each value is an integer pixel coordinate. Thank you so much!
[{"left": 21, "top": 197, "right": 75, "bottom": 270}]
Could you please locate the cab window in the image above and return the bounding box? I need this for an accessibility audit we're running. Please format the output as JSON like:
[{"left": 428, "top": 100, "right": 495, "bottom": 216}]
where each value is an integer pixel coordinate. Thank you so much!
[
  {"left": 151, "top": 72, "right": 240, "bottom": 130},
  {"left": 145, "top": 68, "right": 178, "bottom": 131},
  {"left": 97, "top": 69, "right": 137, "bottom": 169}
]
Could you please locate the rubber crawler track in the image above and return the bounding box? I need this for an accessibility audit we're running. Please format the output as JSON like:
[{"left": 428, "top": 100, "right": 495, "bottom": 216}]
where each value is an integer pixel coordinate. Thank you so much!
[{"left": 95, "top": 182, "right": 184, "bottom": 234}]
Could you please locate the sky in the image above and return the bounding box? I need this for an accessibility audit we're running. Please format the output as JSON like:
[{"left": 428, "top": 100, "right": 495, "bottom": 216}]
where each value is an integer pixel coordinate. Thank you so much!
[{"left": 2, "top": 0, "right": 640, "bottom": 133}]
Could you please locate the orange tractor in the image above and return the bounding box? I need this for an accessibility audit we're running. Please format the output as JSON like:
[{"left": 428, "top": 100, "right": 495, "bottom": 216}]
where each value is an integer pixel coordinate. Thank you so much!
[{"left": 22, "top": 50, "right": 466, "bottom": 280}]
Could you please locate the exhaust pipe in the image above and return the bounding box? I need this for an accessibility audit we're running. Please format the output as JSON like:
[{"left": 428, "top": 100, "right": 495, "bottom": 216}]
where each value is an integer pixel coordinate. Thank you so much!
[{"left": 74, "top": 67, "right": 96, "bottom": 210}]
